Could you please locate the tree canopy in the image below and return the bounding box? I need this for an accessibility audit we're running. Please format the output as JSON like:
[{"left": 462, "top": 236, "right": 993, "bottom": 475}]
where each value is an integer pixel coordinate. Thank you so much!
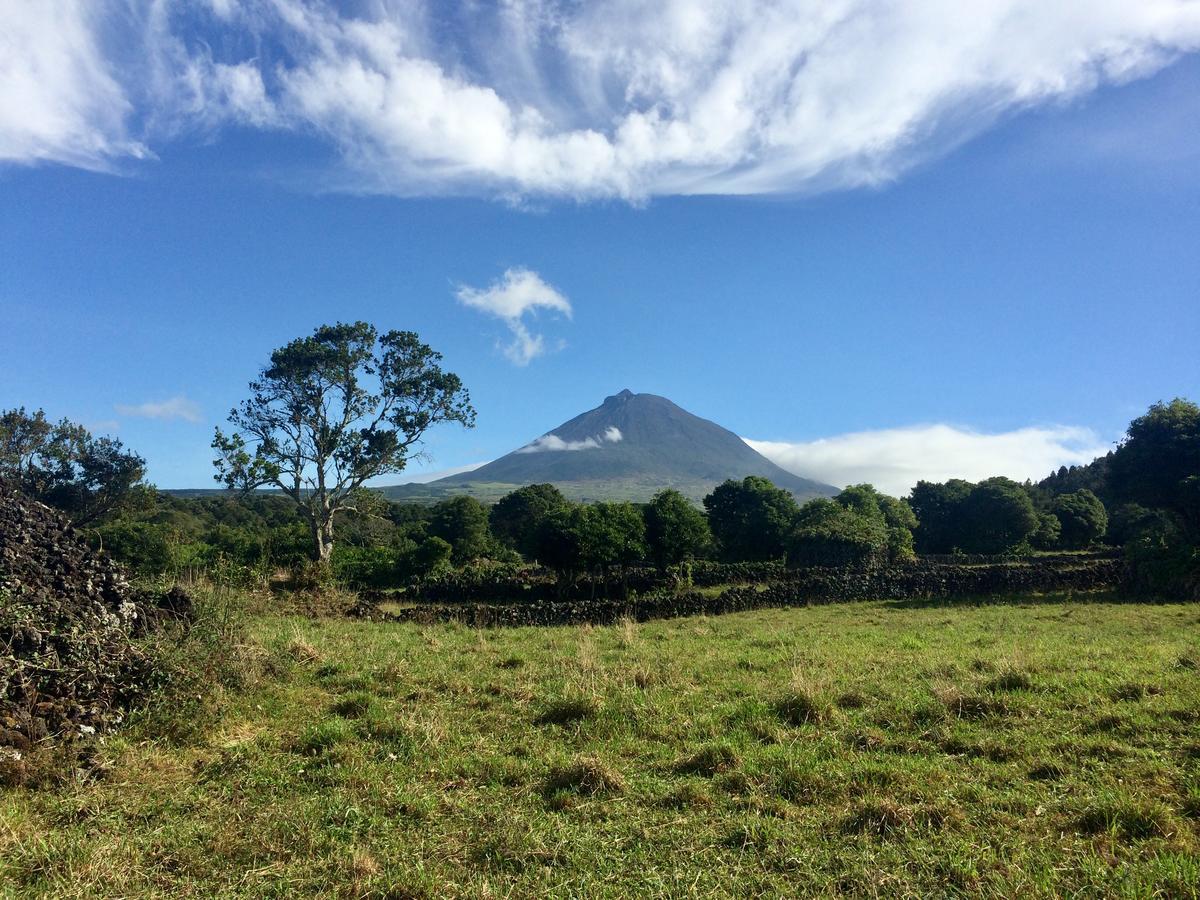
[
  {"left": 703, "top": 476, "right": 798, "bottom": 562},
  {"left": 0, "top": 407, "right": 149, "bottom": 525},
  {"left": 788, "top": 498, "right": 889, "bottom": 568},
  {"left": 1051, "top": 489, "right": 1108, "bottom": 549},
  {"left": 908, "top": 479, "right": 973, "bottom": 554},
  {"left": 212, "top": 322, "right": 474, "bottom": 562},
  {"left": 644, "top": 489, "right": 711, "bottom": 566},
  {"left": 429, "top": 495, "right": 492, "bottom": 564},
  {"left": 1109, "top": 398, "right": 1200, "bottom": 518},
  {"left": 489, "top": 483, "right": 568, "bottom": 559}
]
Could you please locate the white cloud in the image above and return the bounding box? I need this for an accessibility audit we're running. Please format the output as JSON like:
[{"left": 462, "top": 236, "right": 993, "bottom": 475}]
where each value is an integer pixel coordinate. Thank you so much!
[
  {"left": 518, "top": 426, "right": 623, "bottom": 453},
  {"left": 746, "top": 423, "right": 1110, "bottom": 497},
  {"left": 0, "top": 0, "right": 147, "bottom": 169},
  {"left": 3, "top": 1, "right": 1199, "bottom": 198},
  {"left": 116, "top": 395, "right": 202, "bottom": 423},
  {"left": 455, "top": 267, "right": 572, "bottom": 365}
]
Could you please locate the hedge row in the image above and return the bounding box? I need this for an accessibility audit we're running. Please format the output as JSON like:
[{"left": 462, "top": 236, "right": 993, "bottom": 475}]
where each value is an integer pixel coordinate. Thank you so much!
[{"left": 370, "top": 559, "right": 1123, "bottom": 628}]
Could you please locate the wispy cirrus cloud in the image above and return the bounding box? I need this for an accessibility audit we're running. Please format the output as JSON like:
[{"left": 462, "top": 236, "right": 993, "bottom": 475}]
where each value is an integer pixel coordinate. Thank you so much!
[
  {"left": 455, "top": 267, "right": 572, "bottom": 365},
  {"left": 746, "top": 423, "right": 1110, "bottom": 497},
  {"left": 2, "top": 1, "right": 1199, "bottom": 199},
  {"left": 115, "top": 395, "right": 202, "bottom": 423},
  {"left": 0, "top": 0, "right": 148, "bottom": 169}
]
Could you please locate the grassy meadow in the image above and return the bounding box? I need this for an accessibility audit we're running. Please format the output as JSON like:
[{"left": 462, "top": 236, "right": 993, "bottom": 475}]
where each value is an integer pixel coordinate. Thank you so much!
[{"left": 3, "top": 593, "right": 1200, "bottom": 897}]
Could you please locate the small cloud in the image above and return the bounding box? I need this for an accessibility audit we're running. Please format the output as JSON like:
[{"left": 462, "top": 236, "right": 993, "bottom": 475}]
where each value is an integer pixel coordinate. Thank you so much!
[
  {"left": 115, "top": 395, "right": 202, "bottom": 423},
  {"left": 746, "top": 423, "right": 1110, "bottom": 497},
  {"left": 517, "top": 426, "right": 622, "bottom": 454},
  {"left": 455, "top": 268, "right": 572, "bottom": 366}
]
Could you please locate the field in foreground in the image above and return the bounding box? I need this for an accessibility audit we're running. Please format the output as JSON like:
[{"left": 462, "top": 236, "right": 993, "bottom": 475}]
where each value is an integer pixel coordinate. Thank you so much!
[{"left": 3, "top": 595, "right": 1200, "bottom": 897}]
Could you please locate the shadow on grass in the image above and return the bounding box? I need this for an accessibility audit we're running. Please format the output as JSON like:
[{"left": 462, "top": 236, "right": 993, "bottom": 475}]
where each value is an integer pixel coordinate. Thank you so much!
[{"left": 882, "top": 589, "right": 1142, "bottom": 611}]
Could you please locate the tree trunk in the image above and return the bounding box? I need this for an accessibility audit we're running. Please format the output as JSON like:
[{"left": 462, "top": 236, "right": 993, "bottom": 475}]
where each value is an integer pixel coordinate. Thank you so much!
[{"left": 309, "top": 517, "right": 336, "bottom": 565}]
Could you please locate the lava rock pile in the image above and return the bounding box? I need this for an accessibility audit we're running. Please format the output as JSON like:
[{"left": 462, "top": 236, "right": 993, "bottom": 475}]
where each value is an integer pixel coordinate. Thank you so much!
[{"left": 0, "top": 480, "right": 173, "bottom": 755}]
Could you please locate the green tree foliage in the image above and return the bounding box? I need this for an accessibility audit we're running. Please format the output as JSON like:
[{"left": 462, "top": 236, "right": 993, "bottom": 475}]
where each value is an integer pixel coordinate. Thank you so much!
[
  {"left": 1106, "top": 504, "right": 1166, "bottom": 547},
  {"left": 429, "top": 495, "right": 492, "bottom": 564},
  {"left": 1109, "top": 399, "right": 1200, "bottom": 518},
  {"left": 489, "top": 483, "right": 568, "bottom": 558},
  {"left": 959, "top": 477, "right": 1040, "bottom": 554},
  {"left": 1037, "top": 453, "right": 1113, "bottom": 506},
  {"left": 703, "top": 476, "right": 798, "bottom": 562},
  {"left": 1050, "top": 489, "right": 1108, "bottom": 549},
  {"left": 1124, "top": 512, "right": 1200, "bottom": 599},
  {"left": 788, "top": 498, "right": 889, "bottom": 568},
  {"left": 413, "top": 536, "right": 454, "bottom": 576},
  {"left": 1031, "top": 512, "right": 1062, "bottom": 550},
  {"left": 212, "top": 322, "right": 474, "bottom": 563},
  {"left": 834, "top": 484, "right": 917, "bottom": 561},
  {"left": 643, "top": 489, "right": 711, "bottom": 567},
  {"left": 0, "top": 407, "right": 149, "bottom": 525},
  {"left": 92, "top": 520, "right": 176, "bottom": 575},
  {"left": 535, "top": 502, "right": 647, "bottom": 584},
  {"left": 1107, "top": 399, "right": 1200, "bottom": 599},
  {"left": 908, "top": 479, "right": 973, "bottom": 554}
]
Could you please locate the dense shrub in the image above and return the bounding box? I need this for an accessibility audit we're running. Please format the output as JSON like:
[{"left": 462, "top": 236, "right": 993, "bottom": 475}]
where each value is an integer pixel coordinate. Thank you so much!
[
  {"left": 490, "top": 484, "right": 567, "bottom": 558},
  {"left": 788, "top": 499, "right": 889, "bottom": 568},
  {"left": 703, "top": 476, "right": 797, "bottom": 562},
  {"left": 644, "top": 489, "right": 711, "bottom": 566},
  {"left": 1051, "top": 490, "right": 1108, "bottom": 549}
]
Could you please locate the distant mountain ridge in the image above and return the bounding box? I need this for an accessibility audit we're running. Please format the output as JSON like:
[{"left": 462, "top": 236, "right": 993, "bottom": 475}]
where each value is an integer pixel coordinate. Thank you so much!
[{"left": 382, "top": 389, "right": 837, "bottom": 503}]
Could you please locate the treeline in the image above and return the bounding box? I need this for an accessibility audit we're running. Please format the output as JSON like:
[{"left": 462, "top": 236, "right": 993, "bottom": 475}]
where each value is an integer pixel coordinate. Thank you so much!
[{"left": 2, "top": 398, "right": 1197, "bottom": 599}]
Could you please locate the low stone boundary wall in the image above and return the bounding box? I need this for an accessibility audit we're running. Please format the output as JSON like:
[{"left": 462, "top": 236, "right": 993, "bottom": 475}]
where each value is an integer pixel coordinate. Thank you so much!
[{"left": 367, "top": 559, "right": 1124, "bottom": 628}]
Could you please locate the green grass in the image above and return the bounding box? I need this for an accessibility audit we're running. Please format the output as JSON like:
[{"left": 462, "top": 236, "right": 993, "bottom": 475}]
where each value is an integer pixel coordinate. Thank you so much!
[{"left": 3, "top": 595, "right": 1200, "bottom": 897}]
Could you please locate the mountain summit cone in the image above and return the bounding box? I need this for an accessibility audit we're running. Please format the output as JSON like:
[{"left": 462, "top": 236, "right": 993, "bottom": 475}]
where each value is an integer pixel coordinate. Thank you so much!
[{"left": 384, "top": 390, "right": 837, "bottom": 503}]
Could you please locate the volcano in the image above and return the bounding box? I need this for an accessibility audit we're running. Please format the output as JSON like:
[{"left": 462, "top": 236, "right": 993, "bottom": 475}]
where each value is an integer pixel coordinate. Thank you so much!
[{"left": 382, "top": 390, "right": 836, "bottom": 503}]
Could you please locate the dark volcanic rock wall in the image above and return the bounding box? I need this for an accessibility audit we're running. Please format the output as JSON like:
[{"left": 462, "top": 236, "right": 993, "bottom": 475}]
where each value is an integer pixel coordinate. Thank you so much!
[{"left": 0, "top": 480, "right": 160, "bottom": 753}]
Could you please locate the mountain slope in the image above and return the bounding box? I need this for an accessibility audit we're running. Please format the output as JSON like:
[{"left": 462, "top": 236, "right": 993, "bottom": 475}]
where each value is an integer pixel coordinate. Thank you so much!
[{"left": 383, "top": 390, "right": 837, "bottom": 503}]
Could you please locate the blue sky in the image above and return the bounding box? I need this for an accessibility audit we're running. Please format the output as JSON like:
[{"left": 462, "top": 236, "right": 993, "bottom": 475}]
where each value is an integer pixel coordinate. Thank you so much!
[{"left": 2, "top": 2, "right": 1198, "bottom": 494}]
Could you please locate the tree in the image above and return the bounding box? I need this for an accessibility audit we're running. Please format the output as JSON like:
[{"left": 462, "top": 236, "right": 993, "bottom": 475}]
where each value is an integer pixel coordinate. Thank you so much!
[
  {"left": 1109, "top": 398, "right": 1200, "bottom": 525},
  {"left": 788, "top": 498, "right": 889, "bottom": 567},
  {"left": 588, "top": 502, "right": 649, "bottom": 571},
  {"left": 959, "top": 477, "right": 1039, "bottom": 554},
  {"left": 0, "top": 407, "right": 149, "bottom": 525},
  {"left": 429, "top": 495, "right": 492, "bottom": 564},
  {"left": 908, "top": 479, "right": 973, "bottom": 554},
  {"left": 1050, "top": 489, "right": 1108, "bottom": 549},
  {"left": 703, "top": 476, "right": 798, "bottom": 562},
  {"left": 411, "top": 536, "right": 453, "bottom": 577},
  {"left": 1031, "top": 512, "right": 1062, "bottom": 550},
  {"left": 535, "top": 502, "right": 647, "bottom": 587},
  {"left": 213, "top": 322, "right": 475, "bottom": 563},
  {"left": 490, "top": 483, "right": 567, "bottom": 559},
  {"left": 644, "top": 489, "right": 711, "bottom": 567},
  {"left": 835, "top": 483, "right": 917, "bottom": 562}
]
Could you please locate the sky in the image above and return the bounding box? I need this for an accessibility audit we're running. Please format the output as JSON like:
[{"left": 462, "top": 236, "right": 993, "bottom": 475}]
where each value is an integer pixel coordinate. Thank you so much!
[{"left": 2, "top": 0, "right": 1199, "bottom": 496}]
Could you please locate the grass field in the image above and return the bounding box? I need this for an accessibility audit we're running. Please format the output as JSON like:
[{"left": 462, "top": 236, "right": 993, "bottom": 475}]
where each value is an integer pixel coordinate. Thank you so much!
[{"left": 3, "top": 593, "right": 1200, "bottom": 897}]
